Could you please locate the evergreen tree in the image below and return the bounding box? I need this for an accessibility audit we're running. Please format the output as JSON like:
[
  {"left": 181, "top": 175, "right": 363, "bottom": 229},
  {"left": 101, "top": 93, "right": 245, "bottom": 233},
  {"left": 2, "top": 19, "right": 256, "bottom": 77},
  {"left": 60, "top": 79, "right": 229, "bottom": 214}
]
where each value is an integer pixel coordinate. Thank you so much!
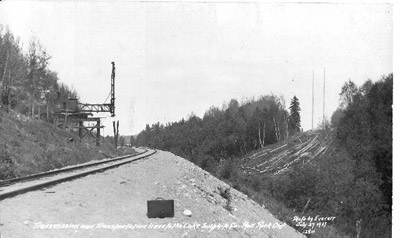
[{"left": 288, "top": 96, "right": 301, "bottom": 134}]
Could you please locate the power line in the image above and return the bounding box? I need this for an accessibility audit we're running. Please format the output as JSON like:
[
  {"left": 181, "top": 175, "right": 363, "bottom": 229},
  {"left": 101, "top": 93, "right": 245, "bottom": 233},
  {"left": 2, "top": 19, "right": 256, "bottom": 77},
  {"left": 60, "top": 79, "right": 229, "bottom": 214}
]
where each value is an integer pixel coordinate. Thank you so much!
[
  {"left": 312, "top": 69, "right": 314, "bottom": 130},
  {"left": 323, "top": 68, "right": 326, "bottom": 129}
]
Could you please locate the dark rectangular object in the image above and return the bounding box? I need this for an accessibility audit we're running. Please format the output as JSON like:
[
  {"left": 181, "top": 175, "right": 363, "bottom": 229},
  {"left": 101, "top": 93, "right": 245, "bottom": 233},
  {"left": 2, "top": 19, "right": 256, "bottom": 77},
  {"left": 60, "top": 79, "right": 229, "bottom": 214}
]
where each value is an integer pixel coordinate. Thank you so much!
[{"left": 147, "top": 199, "right": 174, "bottom": 218}]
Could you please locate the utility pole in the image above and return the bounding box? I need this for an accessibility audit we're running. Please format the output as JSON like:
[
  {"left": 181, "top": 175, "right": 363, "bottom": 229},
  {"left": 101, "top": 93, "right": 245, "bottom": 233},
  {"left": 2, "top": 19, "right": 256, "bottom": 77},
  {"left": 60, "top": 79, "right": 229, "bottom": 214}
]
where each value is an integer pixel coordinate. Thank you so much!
[
  {"left": 110, "top": 62, "right": 116, "bottom": 117},
  {"left": 312, "top": 69, "right": 314, "bottom": 130},
  {"left": 323, "top": 68, "right": 326, "bottom": 129}
]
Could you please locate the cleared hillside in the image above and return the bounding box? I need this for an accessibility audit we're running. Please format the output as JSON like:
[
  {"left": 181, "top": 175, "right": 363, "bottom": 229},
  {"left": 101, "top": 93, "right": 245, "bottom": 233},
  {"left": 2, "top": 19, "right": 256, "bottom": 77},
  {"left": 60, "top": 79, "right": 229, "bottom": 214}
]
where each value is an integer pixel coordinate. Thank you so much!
[
  {"left": 240, "top": 129, "right": 334, "bottom": 176},
  {"left": 222, "top": 125, "right": 390, "bottom": 238},
  {"left": 222, "top": 129, "right": 345, "bottom": 237}
]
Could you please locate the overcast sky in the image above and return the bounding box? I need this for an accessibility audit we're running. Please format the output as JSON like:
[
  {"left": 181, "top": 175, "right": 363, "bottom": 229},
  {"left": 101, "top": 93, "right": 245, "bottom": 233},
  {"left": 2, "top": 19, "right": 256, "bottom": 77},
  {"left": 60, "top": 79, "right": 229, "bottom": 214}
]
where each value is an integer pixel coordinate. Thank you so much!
[{"left": 0, "top": 1, "right": 393, "bottom": 136}]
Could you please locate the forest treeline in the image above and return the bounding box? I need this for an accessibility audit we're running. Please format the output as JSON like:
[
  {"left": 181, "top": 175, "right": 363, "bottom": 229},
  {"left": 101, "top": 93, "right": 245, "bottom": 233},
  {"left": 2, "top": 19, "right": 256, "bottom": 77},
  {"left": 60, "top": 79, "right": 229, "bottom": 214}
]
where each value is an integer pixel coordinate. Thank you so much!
[
  {"left": 333, "top": 74, "right": 393, "bottom": 236},
  {"left": 133, "top": 74, "right": 392, "bottom": 237},
  {"left": 134, "top": 94, "right": 302, "bottom": 173},
  {"left": 267, "top": 74, "right": 392, "bottom": 237},
  {"left": 336, "top": 75, "right": 392, "bottom": 208},
  {"left": 0, "top": 26, "right": 77, "bottom": 119}
]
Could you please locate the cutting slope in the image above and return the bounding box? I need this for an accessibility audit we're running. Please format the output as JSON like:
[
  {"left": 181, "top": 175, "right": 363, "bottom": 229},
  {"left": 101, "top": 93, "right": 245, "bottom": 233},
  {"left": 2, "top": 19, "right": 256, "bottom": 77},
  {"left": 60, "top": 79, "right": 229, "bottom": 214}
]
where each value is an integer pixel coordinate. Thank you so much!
[{"left": 0, "top": 112, "right": 126, "bottom": 180}]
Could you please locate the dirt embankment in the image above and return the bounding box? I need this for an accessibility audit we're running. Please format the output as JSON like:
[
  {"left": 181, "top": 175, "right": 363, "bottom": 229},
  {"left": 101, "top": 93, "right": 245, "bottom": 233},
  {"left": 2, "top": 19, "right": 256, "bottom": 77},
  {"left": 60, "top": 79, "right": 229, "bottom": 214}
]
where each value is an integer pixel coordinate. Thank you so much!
[
  {"left": 0, "top": 112, "right": 128, "bottom": 180},
  {"left": 0, "top": 150, "right": 304, "bottom": 238}
]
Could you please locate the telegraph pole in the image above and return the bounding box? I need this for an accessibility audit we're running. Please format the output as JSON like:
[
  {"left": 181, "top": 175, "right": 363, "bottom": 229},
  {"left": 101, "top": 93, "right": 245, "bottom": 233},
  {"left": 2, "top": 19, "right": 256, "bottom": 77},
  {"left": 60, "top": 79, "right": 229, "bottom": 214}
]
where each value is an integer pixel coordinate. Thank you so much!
[
  {"left": 312, "top": 70, "right": 314, "bottom": 130},
  {"left": 323, "top": 68, "right": 326, "bottom": 129},
  {"left": 110, "top": 62, "right": 116, "bottom": 117}
]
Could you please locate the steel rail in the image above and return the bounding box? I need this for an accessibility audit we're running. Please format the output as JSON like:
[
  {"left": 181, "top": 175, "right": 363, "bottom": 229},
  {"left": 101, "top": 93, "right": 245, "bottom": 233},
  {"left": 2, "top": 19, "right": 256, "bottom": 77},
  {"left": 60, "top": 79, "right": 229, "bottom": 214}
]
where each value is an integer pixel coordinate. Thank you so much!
[
  {"left": 0, "top": 148, "right": 157, "bottom": 201},
  {"left": 0, "top": 148, "right": 148, "bottom": 187}
]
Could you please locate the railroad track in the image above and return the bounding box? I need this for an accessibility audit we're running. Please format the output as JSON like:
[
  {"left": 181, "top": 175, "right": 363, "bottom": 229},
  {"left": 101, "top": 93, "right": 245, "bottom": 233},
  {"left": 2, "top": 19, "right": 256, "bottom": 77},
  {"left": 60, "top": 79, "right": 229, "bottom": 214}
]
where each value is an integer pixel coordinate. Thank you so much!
[{"left": 0, "top": 148, "right": 157, "bottom": 201}]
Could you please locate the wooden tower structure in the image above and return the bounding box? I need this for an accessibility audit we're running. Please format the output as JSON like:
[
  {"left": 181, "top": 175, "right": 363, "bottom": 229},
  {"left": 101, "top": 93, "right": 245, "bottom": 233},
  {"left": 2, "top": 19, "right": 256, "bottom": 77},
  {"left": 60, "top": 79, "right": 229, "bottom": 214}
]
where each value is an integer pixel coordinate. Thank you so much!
[{"left": 54, "top": 62, "right": 116, "bottom": 146}]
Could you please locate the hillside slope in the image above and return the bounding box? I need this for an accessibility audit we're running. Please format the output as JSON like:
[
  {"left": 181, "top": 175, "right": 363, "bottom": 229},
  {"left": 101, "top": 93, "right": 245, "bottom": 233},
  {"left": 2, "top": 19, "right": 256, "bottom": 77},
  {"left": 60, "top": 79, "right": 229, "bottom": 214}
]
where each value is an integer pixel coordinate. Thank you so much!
[
  {"left": 0, "top": 111, "right": 127, "bottom": 180},
  {"left": 240, "top": 129, "right": 334, "bottom": 176},
  {"left": 228, "top": 129, "right": 351, "bottom": 237}
]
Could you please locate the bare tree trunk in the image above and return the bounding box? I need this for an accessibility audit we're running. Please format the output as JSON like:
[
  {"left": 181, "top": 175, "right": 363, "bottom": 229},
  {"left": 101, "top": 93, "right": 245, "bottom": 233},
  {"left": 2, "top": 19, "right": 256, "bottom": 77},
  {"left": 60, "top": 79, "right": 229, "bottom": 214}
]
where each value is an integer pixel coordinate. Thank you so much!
[
  {"left": 31, "top": 101, "right": 35, "bottom": 118},
  {"left": 262, "top": 121, "right": 266, "bottom": 146},
  {"left": 285, "top": 115, "right": 289, "bottom": 139},
  {"left": 356, "top": 219, "right": 362, "bottom": 238},
  {"left": 1, "top": 52, "right": 9, "bottom": 111},
  {"left": 113, "top": 121, "right": 116, "bottom": 148},
  {"left": 113, "top": 120, "right": 119, "bottom": 149},
  {"left": 258, "top": 121, "right": 263, "bottom": 148},
  {"left": 117, "top": 121, "right": 119, "bottom": 147},
  {"left": 277, "top": 119, "right": 281, "bottom": 141},
  {"left": 1, "top": 53, "right": 9, "bottom": 86},
  {"left": 273, "top": 117, "right": 279, "bottom": 143},
  {"left": 96, "top": 119, "right": 101, "bottom": 146},
  {"left": 302, "top": 198, "right": 311, "bottom": 214},
  {"left": 6, "top": 70, "right": 11, "bottom": 113}
]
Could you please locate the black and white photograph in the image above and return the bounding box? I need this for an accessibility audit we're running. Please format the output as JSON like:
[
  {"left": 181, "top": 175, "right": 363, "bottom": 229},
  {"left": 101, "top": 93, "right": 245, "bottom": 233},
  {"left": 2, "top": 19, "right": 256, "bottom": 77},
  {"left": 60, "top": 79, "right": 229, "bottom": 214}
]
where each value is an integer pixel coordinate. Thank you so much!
[{"left": 0, "top": 0, "right": 395, "bottom": 237}]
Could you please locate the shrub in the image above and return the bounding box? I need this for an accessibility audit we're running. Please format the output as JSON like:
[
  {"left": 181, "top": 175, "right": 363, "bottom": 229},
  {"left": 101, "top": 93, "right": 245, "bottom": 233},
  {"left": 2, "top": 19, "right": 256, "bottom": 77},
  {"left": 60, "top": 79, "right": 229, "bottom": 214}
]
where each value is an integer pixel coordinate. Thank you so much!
[
  {"left": 0, "top": 149, "right": 17, "bottom": 180},
  {"left": 217, "top": 186, "right": 233, "bottom": 213},
  {"left": 220, "top": 159, "right": 234, "bottom": 179},
  {"left": 249, "top": 176, "right": 262, "bottom": 192}
]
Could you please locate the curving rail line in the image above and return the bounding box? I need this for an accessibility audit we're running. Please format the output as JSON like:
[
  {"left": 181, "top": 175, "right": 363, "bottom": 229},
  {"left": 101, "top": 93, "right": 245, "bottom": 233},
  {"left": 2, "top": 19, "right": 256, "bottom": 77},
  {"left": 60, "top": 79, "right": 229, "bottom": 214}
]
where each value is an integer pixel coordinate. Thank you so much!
[{"left": 0, "top": 148, "right": 157, "bottom": 201}]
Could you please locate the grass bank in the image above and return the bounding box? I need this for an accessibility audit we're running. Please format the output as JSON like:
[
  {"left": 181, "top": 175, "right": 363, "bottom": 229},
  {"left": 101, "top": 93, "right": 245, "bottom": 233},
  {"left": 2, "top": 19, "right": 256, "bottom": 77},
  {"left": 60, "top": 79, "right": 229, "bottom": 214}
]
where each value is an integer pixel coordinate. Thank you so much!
[{"left": 0, "top": 111, "right": 134, "bottom": 180}]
